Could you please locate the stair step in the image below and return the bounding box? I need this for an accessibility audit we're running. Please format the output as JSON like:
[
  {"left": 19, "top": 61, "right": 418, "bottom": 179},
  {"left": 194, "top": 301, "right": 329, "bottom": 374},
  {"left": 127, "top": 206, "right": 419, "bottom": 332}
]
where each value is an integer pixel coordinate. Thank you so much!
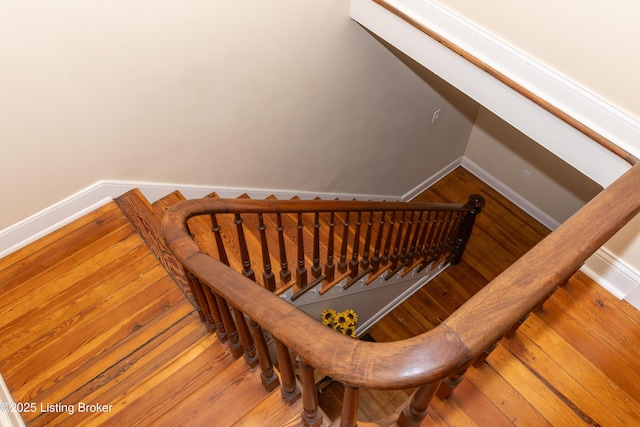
[
  {"left": 0, "top": 202, "right": 130, "bottom": 300},
  {"left": 232, "top": 387, "right": 331, "bottom": 426},
  {"left": 152, "top": 190, "right": 186, "bottom": 224},
  {"left": 155, "top": 362, "right": 277, "bottom": 426}
]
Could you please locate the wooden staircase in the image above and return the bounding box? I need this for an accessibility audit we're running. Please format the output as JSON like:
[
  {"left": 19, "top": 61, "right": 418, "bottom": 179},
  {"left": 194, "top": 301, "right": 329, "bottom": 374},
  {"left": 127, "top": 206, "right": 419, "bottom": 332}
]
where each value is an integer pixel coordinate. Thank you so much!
[
  {"left": 3, "top": 165, "right": 640, "bottom": 426},
  {"left": 0, "top": 197, "right": 319, "bottom": 426},
  {"left": 0, "top": 183, "right": 481, "bottom": 426}
]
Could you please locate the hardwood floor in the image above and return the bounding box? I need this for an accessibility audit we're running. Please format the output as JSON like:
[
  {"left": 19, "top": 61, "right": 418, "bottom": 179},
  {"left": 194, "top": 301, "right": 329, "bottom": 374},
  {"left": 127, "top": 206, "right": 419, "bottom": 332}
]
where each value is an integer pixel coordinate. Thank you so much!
[
  {"left": 319, "top": 168, "right": 640, "bottom": 426},
  {"left": 0, "top": 202, "right": 304, "bottom": 426},
  {"left": 1, "top": 166, "right": 639, "bottom": 426}
]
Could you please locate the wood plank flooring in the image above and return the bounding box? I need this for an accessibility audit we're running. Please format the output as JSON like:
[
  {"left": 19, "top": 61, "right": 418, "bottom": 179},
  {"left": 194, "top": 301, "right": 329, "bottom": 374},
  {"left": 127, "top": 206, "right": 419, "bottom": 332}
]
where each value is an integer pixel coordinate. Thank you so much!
[
  {"left": 319, "top": 167, "right": 640, "bottom": 426},
  {"left": 0, "top": 201, "right": 301, "bottom": 426},
  {"left": 1, "top": 166, "right": 639, "bottom": 426}
]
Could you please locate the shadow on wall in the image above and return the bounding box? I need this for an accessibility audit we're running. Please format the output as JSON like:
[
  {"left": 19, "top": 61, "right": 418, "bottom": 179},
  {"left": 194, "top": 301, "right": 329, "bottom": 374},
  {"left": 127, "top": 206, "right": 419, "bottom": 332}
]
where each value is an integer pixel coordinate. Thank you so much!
[
  {"left": 468, "top": 107, "right": 603, "bottom": 224},
  {"left": 373, "top": 31, "right": 480, "bottom": 125},
  {"left": 361, "top": 30, "right": 600, "bottom": 225}
]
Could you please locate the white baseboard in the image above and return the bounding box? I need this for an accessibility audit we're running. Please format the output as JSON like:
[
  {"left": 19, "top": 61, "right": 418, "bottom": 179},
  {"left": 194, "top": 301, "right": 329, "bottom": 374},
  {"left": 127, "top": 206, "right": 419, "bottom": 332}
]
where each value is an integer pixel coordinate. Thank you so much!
[
  {"left": 461, "top": 157, "right": 560, "bottom": 230},
  {"left": 401, "top": 157, "right": 463, "bottom": 201},
  {"left": 0, "top": 180, "right": 399, "bottom": 259},
  {"left": 0, "top": 373, "right": 24, "bottom": 427},
  {"left": 0, "top": 183, "right": 113, "bottom": 259},
  {"left": 581, "top": 248, "right": 640, "bottom": 304}
]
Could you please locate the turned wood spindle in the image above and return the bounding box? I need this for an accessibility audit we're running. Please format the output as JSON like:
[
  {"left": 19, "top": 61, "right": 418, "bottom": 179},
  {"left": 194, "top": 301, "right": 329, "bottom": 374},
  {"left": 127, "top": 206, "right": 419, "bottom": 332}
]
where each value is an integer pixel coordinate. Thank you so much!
[
  {"left": 274, "top": 339, "right": 301, "bottom": 403},
  {"left": 248, "top": 319, "right": 279, "bottom": 391},
  {"left": 234, "top": 213, "right": 256, "bottom": 281},
  {"left": 325, "top": 211, "right": 336, "bottom": 282},
  {"left": 275, "top": 213, "right": 292, "bottom": 283},
  {"left": 296, "top": 213, "right": 308, "bottom": 289},
  {"left": 312, "top": 212, "right": 322, "bottom": 278},
  {"left": 300, "top": 359, "right": 323, "bottom": 427},
  {"left": 257, "top": 213, "right": 276, "bottom": 291}
]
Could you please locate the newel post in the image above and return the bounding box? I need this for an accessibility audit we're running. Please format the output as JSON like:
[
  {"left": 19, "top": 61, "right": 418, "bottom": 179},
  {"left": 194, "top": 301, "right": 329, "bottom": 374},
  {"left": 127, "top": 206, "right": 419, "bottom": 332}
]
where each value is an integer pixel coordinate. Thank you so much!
[{"left": 450, "top": 194, "right": 485, "bottom": 265}]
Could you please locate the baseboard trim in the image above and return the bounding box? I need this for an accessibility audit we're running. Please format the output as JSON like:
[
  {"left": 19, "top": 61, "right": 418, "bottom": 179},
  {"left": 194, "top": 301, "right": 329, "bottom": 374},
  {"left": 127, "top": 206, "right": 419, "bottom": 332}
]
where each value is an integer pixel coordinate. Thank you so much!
[
  {"left": 581, "top": 248, "right": 640, "bottom": 302},
  {"left": 401, "top": 157, "right": 463, "bottom": 201},
  {"left": 0, "top": 182, "right": 113, "bottom": 259},
  {"left": 0, "top": 180, "right": 399, "bottom": 259},
  {"left": 460, "top": 157, "right": 560, "bottom": 230},
  {"left": 0, "top": 373, "right": 24, "bottom": 427}
]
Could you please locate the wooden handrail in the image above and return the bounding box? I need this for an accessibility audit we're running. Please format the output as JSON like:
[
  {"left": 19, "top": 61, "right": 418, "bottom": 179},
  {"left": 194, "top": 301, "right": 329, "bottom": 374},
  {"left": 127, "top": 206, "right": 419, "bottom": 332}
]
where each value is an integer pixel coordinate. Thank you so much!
[
  {"left": 162, "top": 164, "right": 640, "bottom": 392},
  {"left": 371, "top": 0, "right": 639, "bottom": 166},
  {"left": 445, "top": 162, "right": 640, "bottom": 354}
]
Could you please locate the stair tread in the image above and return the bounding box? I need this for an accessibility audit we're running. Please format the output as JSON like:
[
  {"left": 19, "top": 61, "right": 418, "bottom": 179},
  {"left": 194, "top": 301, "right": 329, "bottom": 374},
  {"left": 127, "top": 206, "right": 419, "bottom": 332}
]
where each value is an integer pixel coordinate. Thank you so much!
[
  {"left": 232, "top": 386, "right": 327, "bottom": 427},
  {"left": 152, "top": 361, "right": 275, "bottom": 426},
  {"left": 7, "top": 272, "right": 192, "bottom": 402},
  {"left": 96, "top": 333, "right": 240, "bottom": 426},
  {"left": 0, "top": 202, "right": 129, "bottom": 296},
  {"left": 0, "top": 244, "right": 163, "bottom": 366},
  {"left": 152, "top": 190, "right": 186, "bottom": 224}
]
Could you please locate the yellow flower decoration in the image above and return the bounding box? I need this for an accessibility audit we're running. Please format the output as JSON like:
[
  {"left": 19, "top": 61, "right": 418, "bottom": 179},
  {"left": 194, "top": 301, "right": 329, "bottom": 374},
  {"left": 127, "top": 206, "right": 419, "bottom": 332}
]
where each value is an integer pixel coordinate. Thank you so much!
[
  {"left": 320, "top": 309, "right": 358, "bottom": 338},
  {"left": 321, "top": 308, "right": 337, "bottom": 326}
]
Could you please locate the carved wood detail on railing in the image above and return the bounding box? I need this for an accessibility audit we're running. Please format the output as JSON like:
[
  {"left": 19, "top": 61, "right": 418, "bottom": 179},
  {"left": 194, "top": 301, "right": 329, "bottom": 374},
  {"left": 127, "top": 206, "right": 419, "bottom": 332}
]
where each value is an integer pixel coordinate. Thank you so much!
[{"left": 162, "top": 164, "right": 640, "bottom": 427}]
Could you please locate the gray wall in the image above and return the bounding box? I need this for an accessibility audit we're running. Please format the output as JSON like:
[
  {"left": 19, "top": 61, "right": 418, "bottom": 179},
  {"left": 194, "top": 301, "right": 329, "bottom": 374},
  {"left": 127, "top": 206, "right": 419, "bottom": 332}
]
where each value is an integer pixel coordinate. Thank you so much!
[{"left": 465, "top": 107, "right": 602, "bottom": 225}]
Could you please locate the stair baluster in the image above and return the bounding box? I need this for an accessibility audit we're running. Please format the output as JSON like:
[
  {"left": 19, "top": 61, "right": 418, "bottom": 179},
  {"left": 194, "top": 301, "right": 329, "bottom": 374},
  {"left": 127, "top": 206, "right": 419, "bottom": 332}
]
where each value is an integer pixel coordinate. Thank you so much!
[
  {"left": 360, "top": 211, "right": 374, "bottom": 270},
  {"left": 417, "top": 211, "right": 439, "bottom": 271},
  {"left": 235, "top": 213, "right": 256, "bottom": 281},
  {"left": 416, "top": 211, "right": 432, "bottom": 259},
  {"left": 276, "top": 213, "right": 292, "bottom": 284},
  {"left": 202, "top": 287, "right": 227, "bottom": 342},
  {"left": 274, "top": 339, "right": 301, "bottom": 403},
  {"left": 210, "top": 214, "right": 231, "bottom": 266},
  {"left": 338, "top": 212, "right": 350, "bottom": 274},
  {"left": 370, "top": 211, "right": 386, "bottom": 274},
  {"left": 248, "top": 319, "right": 280, "bottom": 391},
  {"left": 199, "top": 277, "right": 228, "bottom": 342},
  {"left": 325, "top": 212, "right": 336, "bottom": 283},
  {"left": 391, "top": 210, "right": 415, "bottom": 276},
  {"left": 397, "top": 381, "right": 441, "bottom": 427},
  {"left": 341, "top": 384, "right": 359, "bottom": 427},
  {"left": 300, "top": 359, "right": 323, "bottom": 427},
  {"left": 215, "top": 294, "right": 244, "bottom": 358},
  {"left": 431, "top": 212, "right": 447, "bottom": 260},
  {"left": 349, "top": 211, "right": 362, "bottom": 279},
  {"left": 406, "top": 211, "right": 424, "bottom": 267},
  {"left": 184, "top": 270, "right": 209, "bottom": 326},
  {"left": 436, "top": 211, "right": 454, "bottom": 259},
  {"left": 296, "top": 213, "right": 308, "bottom": 290},
  {"left": 232, "top": 306, "right": 259, "bottom": 367},
  {"left": 257, "top": 213, "right": 276, "bottom": 291},
  {"left": 312, "top": 212, "right": 322, "bottom": 279},
  {"left": 386, "top": 211, "right": 406, "bottom": 279},
  {"left": 435, "top": 362, "right": 472, "bottom": 400},
  {"left": 401, "top": 211, "right": 415, "bottom": 263},
  {"left": 381, "top": 211, "right": 396, "bottom": 266}
]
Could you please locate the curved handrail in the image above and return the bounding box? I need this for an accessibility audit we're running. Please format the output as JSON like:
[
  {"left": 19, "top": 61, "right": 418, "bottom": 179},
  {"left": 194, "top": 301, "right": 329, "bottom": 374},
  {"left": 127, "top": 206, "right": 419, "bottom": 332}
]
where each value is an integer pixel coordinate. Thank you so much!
[{"left": 162, "top": 164, "right": 640, "bottom": 392}]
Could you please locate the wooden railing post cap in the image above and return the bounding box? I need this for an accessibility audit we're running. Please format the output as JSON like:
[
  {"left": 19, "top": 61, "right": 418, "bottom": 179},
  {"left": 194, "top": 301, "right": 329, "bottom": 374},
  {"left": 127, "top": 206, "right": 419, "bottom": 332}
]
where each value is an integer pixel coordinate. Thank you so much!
[{"left": 467, "top": 194, "right": 485, "bottom": 210}]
